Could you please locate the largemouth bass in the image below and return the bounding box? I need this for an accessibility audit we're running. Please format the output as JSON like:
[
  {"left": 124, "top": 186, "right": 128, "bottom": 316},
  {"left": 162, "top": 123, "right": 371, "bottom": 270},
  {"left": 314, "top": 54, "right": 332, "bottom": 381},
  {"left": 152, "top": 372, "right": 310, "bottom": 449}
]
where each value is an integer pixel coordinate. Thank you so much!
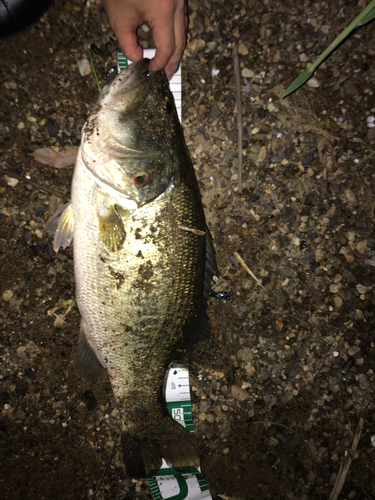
[{"left": 47, "top": 59, "right": 216, "bottom": 478}]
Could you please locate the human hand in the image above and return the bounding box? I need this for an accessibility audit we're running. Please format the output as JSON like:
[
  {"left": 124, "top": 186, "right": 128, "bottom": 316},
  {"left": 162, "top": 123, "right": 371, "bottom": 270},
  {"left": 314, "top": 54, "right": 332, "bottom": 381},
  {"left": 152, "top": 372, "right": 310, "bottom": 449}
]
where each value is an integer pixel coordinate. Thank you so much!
[{"left": 102, "top": 0, "right": 187, "bottom": 79}]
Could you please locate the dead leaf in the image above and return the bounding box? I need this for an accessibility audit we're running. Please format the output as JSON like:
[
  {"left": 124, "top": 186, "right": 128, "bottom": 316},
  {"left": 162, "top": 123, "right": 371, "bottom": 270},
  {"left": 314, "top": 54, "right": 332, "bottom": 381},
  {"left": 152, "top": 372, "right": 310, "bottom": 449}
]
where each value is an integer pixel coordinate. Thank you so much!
[{"left": 30, "top": 146, "right": 78, "bottom": 169}]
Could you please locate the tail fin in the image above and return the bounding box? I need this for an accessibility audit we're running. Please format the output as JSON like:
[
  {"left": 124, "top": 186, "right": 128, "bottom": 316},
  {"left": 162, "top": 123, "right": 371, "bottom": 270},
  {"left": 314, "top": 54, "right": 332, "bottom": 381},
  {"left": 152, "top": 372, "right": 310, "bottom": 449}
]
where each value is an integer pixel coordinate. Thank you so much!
[{"left": 121, "top": 427, "right": 200, "bottom": 479}]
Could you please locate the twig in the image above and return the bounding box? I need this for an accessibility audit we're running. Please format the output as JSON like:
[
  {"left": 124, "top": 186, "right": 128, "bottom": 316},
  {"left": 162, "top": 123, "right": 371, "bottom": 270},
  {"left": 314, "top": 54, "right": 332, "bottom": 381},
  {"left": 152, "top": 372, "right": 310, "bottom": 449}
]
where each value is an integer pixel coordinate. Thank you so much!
[
  {"left": 178, "top": 225, "right": 205, "bottom": 236},
  {"left": 90, "top": 433, "right": 119, "bottom": 500},
  {"left": 3, "top": 170, "right": 69, "bottom": 201},
  {"left": 232, "top": 45, "right": 243, "bottom": 194},
  {"left": 233, "top": 251, "right": 264, "bottom": 289},
  {"left": 252, "top": 420, "right": 318, "bottom": 479},
  {"left": 328, "top": 417, "right": 365, "bottom": 500}
]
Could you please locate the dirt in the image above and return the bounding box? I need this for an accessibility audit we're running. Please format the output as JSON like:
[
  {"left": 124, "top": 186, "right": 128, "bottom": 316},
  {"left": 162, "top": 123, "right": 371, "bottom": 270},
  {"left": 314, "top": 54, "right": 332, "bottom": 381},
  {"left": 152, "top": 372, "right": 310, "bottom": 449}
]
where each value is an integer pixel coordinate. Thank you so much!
[{"left": 1, "top": 0, "right": 375, "bottom": 499}]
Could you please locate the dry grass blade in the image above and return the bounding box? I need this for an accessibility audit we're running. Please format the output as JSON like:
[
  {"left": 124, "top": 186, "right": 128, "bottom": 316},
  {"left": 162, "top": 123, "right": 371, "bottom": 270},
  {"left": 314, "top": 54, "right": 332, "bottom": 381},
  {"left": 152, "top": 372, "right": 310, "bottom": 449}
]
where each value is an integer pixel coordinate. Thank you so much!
[
  {"left": 233, "top": 251, "right": 264, "bottom": 288},
  {"left": 4, "top": 170, "right": 70, "bottom": 201},
  {"left": 232, "top": 45, "right": 243, "bottom": 194},
  {"left": 178, "top": 225, "right": 205, "bottom": 236},
  {"left": 328, "top": 417, "right": 365, "bottom": 500},
  {"left": 90, "top": 434, "right": 119, "bottom": 500}
]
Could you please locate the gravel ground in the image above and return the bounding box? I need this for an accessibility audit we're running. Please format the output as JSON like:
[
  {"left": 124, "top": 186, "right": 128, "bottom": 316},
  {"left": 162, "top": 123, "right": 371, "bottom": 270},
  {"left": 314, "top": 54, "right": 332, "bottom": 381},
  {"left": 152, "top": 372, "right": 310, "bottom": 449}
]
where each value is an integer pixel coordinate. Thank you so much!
[{"left": 1, "top": 1, "right": 375, "bottom": 499}]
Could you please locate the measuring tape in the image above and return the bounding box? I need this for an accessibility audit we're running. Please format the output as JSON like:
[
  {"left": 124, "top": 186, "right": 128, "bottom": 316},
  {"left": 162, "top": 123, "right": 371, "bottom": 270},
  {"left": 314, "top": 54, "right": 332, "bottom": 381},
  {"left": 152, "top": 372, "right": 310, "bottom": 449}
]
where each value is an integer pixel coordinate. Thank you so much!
[{"left": 146, "top": 363, "right": 212, "bottom": 500}]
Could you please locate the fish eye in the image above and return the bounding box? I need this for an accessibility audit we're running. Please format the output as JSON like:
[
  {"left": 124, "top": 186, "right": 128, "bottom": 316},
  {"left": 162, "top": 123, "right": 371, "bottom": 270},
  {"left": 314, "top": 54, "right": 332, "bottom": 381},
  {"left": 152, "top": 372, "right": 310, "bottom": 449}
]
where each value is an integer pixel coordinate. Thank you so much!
[
  {"left": 134, "top": 173, "right": 148, "bottom": 187},
  {"left": 163, "top": 100, "right": 173, "bottom": 116}
]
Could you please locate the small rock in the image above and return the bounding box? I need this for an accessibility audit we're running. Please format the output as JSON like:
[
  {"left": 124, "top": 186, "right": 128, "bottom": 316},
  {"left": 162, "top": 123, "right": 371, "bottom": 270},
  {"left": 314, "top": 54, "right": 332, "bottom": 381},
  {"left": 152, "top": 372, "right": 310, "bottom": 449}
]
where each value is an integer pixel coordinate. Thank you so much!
[
  {"left": 206, "top": 413, "right": 215, "bottom": 423},
  {"left": 199, "top": 413, "right": 206, "bottom": 421},
  {"left": 275, "top": 319, "right": 283, "bottom": 331},
  {"left": 302, "top": 152, "right": 315, "bottom": 166},
  {"left": 207, "top": 41, "right": 217, "bottom": 51},
  {"left": 356, "top": 240, "right": 368, "bottom": 254},
  {"left": 5, "top": 175, "right": 19, "bottom": 187},
  {"left": 330, "top": 284, "right": 339, "bottom": 293},
  {"left": 231, "top": 385, "right": 248, "bottom": 401},
  {"left": 345, "top": 188, "right": 357, "bottom": 204},
  {"left": 187, "top": 38, "right": 206, "bottom": 52},
  {"left": 77, "top": 58, "right": 91, "bottom": 77},
  {"left": 356, "top": 284, "right": 368, "bottom": 294},
  {"left": 241, "top": 68, "right": 254, "bottom": 78},
  {"left": 2, "top": 289, "right": 13, "bottom": 301},
  {"left": 81, "top": 389, "right": 97, "bottom": 411},
  {"left": 17, "top": 345, "right": 26, "bottom": 356},
  {"left": 46, "top": 119, "right": 59, "bottom": 138},
  {"left": 307, "top": 77, "right": 320, "bottom": 88},
  {"left": 256, "top": 146, "right": 267, "bottom": 164},
  {"left": 334, "top": 296, "right": 343, "bottom": 308},
  {"left": 238, "top": 43, "right": 249, "bottom": 56}
]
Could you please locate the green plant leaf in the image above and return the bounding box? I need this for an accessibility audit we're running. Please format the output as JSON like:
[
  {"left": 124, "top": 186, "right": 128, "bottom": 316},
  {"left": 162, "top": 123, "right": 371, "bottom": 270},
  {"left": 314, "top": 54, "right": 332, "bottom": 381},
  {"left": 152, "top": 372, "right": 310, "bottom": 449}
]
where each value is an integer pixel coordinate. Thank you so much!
[
  {"left": 357, "top": 5, "right": 375, "bottom": 25},
  {"left": 281, "top": 0, "right": 375, "bottom": 98},
  {"left": 280, "top": 68, "right": 314, "bottom": 99}
]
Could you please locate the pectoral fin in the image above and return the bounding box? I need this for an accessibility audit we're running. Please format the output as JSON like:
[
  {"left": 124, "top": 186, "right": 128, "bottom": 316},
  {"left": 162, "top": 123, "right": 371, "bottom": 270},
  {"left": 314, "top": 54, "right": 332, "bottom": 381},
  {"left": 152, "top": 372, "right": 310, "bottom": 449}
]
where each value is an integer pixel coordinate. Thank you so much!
[
  {"left": 46, "top": 202, "right": 74, "bottom": 253},
  {"left": 98, "top": 205, "right": 126, "bottom": 252}
]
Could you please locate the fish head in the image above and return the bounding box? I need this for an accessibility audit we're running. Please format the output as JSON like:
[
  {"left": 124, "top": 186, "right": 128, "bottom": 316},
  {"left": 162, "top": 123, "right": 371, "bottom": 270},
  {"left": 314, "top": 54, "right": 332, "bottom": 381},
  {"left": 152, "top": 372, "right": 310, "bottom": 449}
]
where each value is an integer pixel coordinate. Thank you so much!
[{"left": 81, "top": 58, "right": 183, "bottom": 208}]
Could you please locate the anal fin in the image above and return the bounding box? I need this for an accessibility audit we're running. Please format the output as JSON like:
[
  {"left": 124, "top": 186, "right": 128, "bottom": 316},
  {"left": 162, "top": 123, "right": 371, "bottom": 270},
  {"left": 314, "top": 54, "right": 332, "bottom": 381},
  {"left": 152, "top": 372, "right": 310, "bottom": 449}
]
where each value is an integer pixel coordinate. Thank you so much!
[{"left": 75, "top": 323, "right": 107, "bottom": 382}]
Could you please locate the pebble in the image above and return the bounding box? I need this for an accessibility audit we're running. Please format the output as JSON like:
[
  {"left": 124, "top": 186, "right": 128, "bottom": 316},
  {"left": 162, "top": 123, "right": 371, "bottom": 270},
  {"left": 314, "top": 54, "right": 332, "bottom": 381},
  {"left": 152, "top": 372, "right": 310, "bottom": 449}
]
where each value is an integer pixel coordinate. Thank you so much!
[
  {"left": 231, "top": 385, "right": 248, "bottom": 401},
  {"left": 238, "top": 43, "right": 249, "bottom": 56},
  {"left": 17, "top": 346, "right": 26, "bottom": 357},
  {"left": 307, "top": 77, "right": 320, "bottom": 88},
  {"left": 241, "top": 68, "right": 255, "bottom": 78},
  {"left": 187, "top": 38, "right": 205, "bottom": 52},
  {"left": 206, "top": 413, "right": 215, "bottom": 423},
  {"left": 46, "top": 119, "right": 59, "bottom": 137},
  {"left": 77, "top": 58, "right": 91, "bottom": 77},
  {"left": 356, "top": 284, "right": 368, "bottom": 294},
  {"left": 334, "top": 296, "right": 343, "bottom": 308},
  {"left": 5, "top": 176, "right": 19, "bottom": 187},
  {"left": 2, "top": 290, "right": 13, "bottom": 301}
]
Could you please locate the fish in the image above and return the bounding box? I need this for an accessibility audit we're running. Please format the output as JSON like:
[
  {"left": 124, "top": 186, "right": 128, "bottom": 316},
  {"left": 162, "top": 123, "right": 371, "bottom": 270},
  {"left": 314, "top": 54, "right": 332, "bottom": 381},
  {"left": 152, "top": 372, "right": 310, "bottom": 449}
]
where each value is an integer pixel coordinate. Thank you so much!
[{"left": 47, "top": 59, "right": 217, "bottom": 479}]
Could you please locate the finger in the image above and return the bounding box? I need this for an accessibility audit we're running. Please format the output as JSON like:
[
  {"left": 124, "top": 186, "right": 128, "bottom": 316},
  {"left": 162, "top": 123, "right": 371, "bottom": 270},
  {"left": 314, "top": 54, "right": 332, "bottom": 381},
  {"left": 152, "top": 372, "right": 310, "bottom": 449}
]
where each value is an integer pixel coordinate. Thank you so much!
[
  {"left": 148, "top": 14, "right": 176, "bottom": 73},
  {"left": 117, "top": 30, "right": 143, "bottom": 62},
  {"left": 164, "top": 4, "right": 187, "bottom": 79}
]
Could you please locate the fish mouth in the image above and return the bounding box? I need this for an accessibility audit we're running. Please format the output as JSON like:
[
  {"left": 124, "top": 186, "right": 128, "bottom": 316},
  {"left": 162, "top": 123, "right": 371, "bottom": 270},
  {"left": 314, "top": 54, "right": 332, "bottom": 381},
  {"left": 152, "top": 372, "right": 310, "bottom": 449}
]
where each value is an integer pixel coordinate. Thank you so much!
[{"left": 114, "top": 58, "right": 151, "bottom": 95}]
